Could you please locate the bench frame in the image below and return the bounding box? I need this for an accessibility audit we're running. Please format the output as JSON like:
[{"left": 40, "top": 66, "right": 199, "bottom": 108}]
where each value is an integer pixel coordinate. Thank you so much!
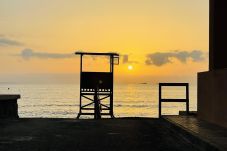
[{"left": 159, "top": 83, "right": 189, "bottom": 117}]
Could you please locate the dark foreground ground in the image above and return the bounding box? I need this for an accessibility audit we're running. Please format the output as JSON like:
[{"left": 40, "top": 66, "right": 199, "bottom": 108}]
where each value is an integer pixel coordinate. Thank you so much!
[{"left": 0, "top": 118, "right": 205, "bottom": 151}]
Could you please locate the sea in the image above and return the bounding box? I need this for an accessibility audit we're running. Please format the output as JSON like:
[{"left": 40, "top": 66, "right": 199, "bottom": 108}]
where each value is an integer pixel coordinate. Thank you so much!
[{"left": 0, "top": 83, "right": 197, "bottom": 118}]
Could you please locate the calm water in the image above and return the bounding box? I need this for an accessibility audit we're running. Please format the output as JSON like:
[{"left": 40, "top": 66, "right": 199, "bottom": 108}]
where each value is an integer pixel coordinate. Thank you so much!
[{"left": 0, "top": 84, "right": 197, "bottom": 118}]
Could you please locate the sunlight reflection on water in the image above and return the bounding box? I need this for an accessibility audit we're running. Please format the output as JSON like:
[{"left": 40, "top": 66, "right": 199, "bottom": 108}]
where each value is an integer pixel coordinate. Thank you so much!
[{"left": 0, "top": 84, "right": 197, "bottom": 118}]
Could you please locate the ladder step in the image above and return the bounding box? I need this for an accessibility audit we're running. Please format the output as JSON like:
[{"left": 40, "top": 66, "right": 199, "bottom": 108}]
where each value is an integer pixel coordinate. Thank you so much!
[
  {"left": 78, "top": 113, "right": 112, "bottom": 116},
  {"left": 81, "top": 108, "right": 110, "bottom": 110},
  {"left": 81, "top": 93, "right": 111, "bottom": 95}
]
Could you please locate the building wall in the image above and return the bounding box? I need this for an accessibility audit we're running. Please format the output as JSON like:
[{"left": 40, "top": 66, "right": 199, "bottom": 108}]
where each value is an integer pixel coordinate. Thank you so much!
[{"left": 198, "top": 69, "right": 227, "bottom": 128}]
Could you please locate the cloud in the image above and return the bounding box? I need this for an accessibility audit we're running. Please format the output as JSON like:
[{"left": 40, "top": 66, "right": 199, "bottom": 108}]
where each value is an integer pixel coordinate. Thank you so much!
[
  {"left": 122, "top": 54, "right": 138, "bottom": 64},
  {"left": 20, "top": 48, "right": 75, "bottom": 60},
  {"left": 145, "top": 50, "right": 205, "bottom": 66},
  {"left": 0, "top": 37, "right": 22, "bottom": 46},
  {"left": 122, "top": 55, "right": 129, "bottom": 63}
]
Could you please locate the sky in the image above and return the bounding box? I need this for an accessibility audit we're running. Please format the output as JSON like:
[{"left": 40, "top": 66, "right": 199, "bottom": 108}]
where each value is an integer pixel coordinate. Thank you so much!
[{"left": 0, "top": 0, "right": 209, "bottom": 84}]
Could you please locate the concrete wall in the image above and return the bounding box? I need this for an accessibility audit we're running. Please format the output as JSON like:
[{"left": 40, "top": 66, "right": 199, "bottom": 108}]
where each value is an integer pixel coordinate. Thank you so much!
[
  {"left": 197, "top": 0, "right": 227, "bottom": 128},
  {"left": 198, "top": 69, "right": 227, "bottom": 128},
  {"left": 209, "top": 0, "right": 227, "bottom": 70},
  {"left": 0, "top": 95, "right": 20, "bottom": 118}
]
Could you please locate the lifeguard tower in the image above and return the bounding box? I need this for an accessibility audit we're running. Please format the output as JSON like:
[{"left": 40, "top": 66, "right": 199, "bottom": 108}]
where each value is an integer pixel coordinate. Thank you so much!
[{"left": 75, "top": 52, "right": 119, "bottom": 119}]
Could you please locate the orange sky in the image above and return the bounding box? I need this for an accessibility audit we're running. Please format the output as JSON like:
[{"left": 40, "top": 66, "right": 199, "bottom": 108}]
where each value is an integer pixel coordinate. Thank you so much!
[{"left": 0, "top": 0, "right": 209, "bottom": 84}]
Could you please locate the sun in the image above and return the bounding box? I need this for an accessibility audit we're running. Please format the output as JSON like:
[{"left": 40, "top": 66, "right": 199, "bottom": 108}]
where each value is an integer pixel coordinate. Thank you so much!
[{"left": 128, "top": 65, "right": 133, "bottom": 70}]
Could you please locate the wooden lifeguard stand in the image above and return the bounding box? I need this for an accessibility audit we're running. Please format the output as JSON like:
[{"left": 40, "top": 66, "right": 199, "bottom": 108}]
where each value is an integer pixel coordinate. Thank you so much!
[{"left": 75, "top": 52, "right": 119, "bottom": 119}]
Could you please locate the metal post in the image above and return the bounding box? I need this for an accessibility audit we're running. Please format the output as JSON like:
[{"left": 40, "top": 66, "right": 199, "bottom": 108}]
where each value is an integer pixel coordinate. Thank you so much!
[
  {"left": 110, "top": 55, "right": 112, "bottom": 72},
  {"left": 77, "top": 54, "right": 83, "bottom": 119},
  {"left": 110, "top": 55, "right": 114, "bottom": 118},
  {"left": 159, "top": 84, "right": 161, "bottom": 118},
  {"left": 94, "top": 87, "right": 101, "bottom": 119},
  {"left": 186, "top": 84, "right": 189, "bottom": 114}
]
